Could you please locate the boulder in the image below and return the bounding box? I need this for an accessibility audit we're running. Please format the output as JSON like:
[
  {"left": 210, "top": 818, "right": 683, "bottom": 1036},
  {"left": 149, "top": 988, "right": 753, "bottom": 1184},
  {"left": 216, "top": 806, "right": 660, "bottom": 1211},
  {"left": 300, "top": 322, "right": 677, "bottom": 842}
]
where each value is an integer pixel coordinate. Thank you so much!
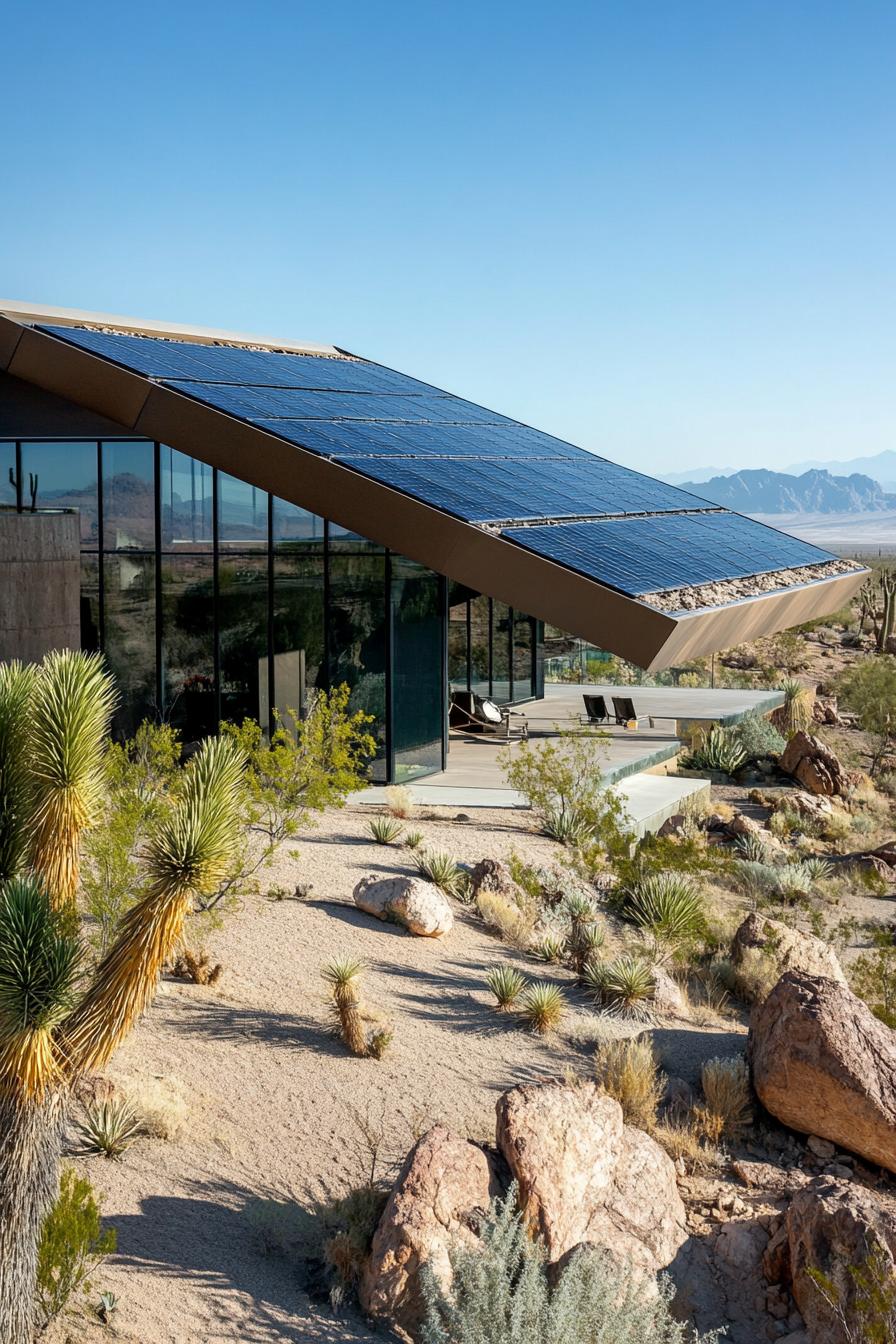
[
  {"left": 468, "top": 858, "right": 521, "bottom": 901},
  {"left": 776, "top": 790, "right": 837, "bottom": 822},
  {"left": 652, "top": 966, "right": 688, "bottom": 1017},
  {"left": 495, "top": 1079, "right": 687, "bottom": 1276},
  {"left": 749, "top": 971, "right": 896, "bottom": 1173},
  {"left": 353, "top": 874, "right": 453, "bottom": 936},
  {"left": 785, "top": 1177, "right": 896, "bottom": 1344},
  {"left": 360, "top": 1125, "right": 502, "bottom": 1339},
  {"left": 733, "top": 913, "right": 846, "bottom": 987},
  {"left": 779, "top": 732, "right": 850, "bottom": 798}
]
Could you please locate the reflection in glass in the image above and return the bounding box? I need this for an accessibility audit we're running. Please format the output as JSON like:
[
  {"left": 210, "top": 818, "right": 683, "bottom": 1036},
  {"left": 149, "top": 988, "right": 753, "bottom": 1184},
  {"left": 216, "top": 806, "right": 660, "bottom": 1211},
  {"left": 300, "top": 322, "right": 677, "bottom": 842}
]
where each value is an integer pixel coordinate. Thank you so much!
[
  {"left": 102, "top": 442, "right": 155, "bottom": 550},
  {"left": 491, "top": 601, "right": 511, "bottom": 704},
  {"left": 160, "top": 447, "right": 212, "bottom": 550},
  {"left": 392, "top": 556, "right": 443, "bottom": 780},
  {"left": 218, "top": 555, "right": 269, "bottom": 725},
  {"left": 160, "top": 555, "right": 215, "bottom": 739},
  {"left": 218, "top": 472, "right": 268, "bottom": 547},
  {"left": 273, "top": 549, "right": 325, "bottom": 719},
  {"left": 80, "top": 555, "right": 100, "bottom": 652},
  {"left": 273, "top": 496, "right": 324, "bottom": 544},
  {"left": 21, "top": 442, "right": 99, "bottom": 547},
  {"left": 468, "top": 595, "right": 490, "bottom": 698},
  {"left": 513, "top": 611, "right": 534, "bottom": 700},
  {"left": 328, "top": 537, "right": 386, "bottom": 780},
  {"left": 448, "top": 588, "right": 469, "bottom": 691},
  {"left": 0, "top": 443, "right": 15, "bottom": 507},
  {"left": 103, "top": 554, "right": 156, "bottom": 735}
]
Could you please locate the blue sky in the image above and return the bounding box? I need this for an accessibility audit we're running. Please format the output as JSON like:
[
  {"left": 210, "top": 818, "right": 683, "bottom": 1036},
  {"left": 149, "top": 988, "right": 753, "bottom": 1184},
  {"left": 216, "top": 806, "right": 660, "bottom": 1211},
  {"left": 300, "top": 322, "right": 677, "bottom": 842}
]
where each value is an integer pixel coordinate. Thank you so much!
[{"left": 2, "top": 1, "right": 894, "bottom": 475}]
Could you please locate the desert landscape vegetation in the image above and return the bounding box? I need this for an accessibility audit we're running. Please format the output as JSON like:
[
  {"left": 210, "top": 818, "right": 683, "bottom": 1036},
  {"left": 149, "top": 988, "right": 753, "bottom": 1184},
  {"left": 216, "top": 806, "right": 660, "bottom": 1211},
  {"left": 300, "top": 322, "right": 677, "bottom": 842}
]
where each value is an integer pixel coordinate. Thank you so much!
[{"left": 0, "top": 562, "right": 895, "bottom": 1344}]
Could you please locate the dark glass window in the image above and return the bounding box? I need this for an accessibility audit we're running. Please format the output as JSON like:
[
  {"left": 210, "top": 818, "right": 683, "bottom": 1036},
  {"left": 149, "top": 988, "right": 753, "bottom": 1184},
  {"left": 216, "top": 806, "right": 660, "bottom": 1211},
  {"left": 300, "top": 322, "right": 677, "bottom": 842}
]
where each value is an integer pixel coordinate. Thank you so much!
[
  {"left": 491, "top": 600, "right": 511, "bottom": 703},
  {"left": 273, "top": 496, "right": 324, "bottom": 544},
  {"left": 160, "top": 555, "right": 216, "bottom": 739},
  {"left": 513, "top": 611, "right": 534, "bottom": 700},
  {"left": 218, "top": 554, "right": 269, "bottom": 725},
  {"left": 21, "top": 442, "right": 99, "bottom": 547},
  {"left": 468, "top": 595, "right": 491, "bottom": 698},
  {"left": 160, "top": 447, "right": 212, "bottom": 551},
  {"left": 448, "top": 589, "right": 469, "bottom": 691},
  {"left": 0, "top": 444, "right": 15, "bottom": 507},
  {"left": 328, "top": 534, "right": 386, "bottom": 779},
  {"left": 273, "top": 548, "right": 325, "bottom": 718},
  {"left": 218, "top": 471, "right": 268, "bottom": 548},
  {"left": 102, "top": 442, "right": 155, "bottom": 550},
  {"left": 103, "top": 554, "right": 156, "bottom": 735},
  {"left": 80, "top": 555, "right": 100, "bottom": 652},
  {"left": 392, "top": 556, "right": 443, "bottom": 780}
]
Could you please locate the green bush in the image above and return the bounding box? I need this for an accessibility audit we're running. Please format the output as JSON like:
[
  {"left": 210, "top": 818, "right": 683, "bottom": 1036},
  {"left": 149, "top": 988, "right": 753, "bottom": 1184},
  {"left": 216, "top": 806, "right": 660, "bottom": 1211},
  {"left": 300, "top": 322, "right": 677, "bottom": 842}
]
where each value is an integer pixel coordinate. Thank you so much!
[
  {"left": 421, "top": 1186, "right": 722, "bottom": 1344},
  {"left": 36, "top": 1167, "right": 116, "bottom": 1327},
  {"left": 850, "top": 932, "right": 896, "bottom": 1027},
  {"left": 838, "top": 655, "right": 896, "bottom": 773},
  {"left": 733, "top": 713, "right": 786, "bottom": 761}
]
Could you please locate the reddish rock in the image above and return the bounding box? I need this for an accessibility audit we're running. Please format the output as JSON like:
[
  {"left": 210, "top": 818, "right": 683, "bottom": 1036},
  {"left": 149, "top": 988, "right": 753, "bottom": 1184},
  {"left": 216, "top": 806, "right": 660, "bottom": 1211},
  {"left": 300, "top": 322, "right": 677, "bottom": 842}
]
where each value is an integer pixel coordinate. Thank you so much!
[
  {"left": 779, "top": 732, "right": 850, "bottom": 797},
  {"left": 733, "top": 912, "right": 846, "bottom": 987}
]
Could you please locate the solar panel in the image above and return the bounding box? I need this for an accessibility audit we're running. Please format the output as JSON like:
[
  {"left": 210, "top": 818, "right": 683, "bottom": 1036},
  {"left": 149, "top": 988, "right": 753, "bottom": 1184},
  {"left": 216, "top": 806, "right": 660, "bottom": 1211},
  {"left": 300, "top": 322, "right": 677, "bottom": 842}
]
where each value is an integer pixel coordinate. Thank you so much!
[
  {"left": 501, "top": 514, "right": 836, "bottom": 596},
  {"left": 165, "top": 381, "right": 516, "bottom": 425}
]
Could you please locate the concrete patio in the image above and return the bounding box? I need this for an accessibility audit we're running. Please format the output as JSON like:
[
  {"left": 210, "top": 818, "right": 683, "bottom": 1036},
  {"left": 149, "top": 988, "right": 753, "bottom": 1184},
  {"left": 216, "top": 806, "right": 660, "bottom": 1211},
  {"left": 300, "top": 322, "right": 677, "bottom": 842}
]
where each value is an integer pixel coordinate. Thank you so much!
[{"left": 358, "top": 682, "right": 784, "bottom": 835}]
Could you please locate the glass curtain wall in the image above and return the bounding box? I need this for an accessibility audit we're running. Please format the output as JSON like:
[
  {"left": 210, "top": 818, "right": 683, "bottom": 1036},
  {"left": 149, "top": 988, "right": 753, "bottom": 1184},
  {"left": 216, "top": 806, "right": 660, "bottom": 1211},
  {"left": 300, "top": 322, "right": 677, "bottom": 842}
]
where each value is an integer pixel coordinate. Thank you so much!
[
  {"left": 3, "top": 437, "right": 447, "bottom": 780},
  {"left": 447, "top": 586, "right": 540, "bottom": 704}
]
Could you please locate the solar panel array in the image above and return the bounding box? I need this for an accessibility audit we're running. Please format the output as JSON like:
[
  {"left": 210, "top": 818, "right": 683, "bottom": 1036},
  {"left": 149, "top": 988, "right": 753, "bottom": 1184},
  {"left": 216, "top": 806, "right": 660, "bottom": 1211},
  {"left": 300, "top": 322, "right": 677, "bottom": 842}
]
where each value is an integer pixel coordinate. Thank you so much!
[{"left": 36, "top": 324, "right": 838, "bottom": 598}]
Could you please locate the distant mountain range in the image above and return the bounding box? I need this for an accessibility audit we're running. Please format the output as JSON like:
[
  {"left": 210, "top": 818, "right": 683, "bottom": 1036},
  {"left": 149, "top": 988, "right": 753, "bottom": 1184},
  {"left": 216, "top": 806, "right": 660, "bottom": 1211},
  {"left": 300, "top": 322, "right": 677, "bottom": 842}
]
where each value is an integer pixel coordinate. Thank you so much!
[
  {"left": 665, "top": 449, "right": 896, "bottom": 496},
  {"left": 676, "top": 467, "right": 896, "bottom": 514}
]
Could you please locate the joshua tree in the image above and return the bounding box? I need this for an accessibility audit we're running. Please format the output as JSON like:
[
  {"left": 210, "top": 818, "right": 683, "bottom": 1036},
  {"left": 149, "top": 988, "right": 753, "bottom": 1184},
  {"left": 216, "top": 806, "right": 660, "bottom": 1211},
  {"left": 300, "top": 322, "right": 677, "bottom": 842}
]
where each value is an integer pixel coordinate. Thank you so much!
[
  {"left": 0, "top": 661, "right": 38, "bottom": 882},
  {"left": 0, "top": 679, "right": 244, "bottom": 1342}
]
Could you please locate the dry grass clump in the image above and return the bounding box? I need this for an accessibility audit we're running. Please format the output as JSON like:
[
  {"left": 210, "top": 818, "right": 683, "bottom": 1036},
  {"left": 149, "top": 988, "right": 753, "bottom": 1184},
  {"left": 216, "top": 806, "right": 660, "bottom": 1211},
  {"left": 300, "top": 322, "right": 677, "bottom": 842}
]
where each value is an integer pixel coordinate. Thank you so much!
[
  {"left": 115, "top": 1074, "right": 189, "bottom": 1141},
  {"left": 654, "top": 1117, "right": 721, "bottom": 1172},
  {"left": 475, "top": 889, "right": 537, "bottom": 949},
  {"left": 594, "top": 1037, "right": 663, "bottom": 1131},
  {"left": 519, "top": 982, "right": 566, "bottom": 1035},
  {"left": 322, "top": 958, "right": 391, "bottom": 1060},
  {"left": 384, "top": 784, "right": 414, "bottom": 818},
  {"left": 171, "top": 947, "right": 223, "bottom": 985},
  {"left": 694, "top": 1055, "right": 753, "bottom": 1141},
  {"left": 716, "top": 948, "right": 779, "bottom": 1005}
]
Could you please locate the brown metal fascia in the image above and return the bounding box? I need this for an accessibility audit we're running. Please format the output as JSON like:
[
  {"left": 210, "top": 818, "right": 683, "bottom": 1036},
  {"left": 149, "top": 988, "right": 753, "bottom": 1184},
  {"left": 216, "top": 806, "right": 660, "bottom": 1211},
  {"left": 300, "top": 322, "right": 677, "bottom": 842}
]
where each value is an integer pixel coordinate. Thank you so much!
[
  {"left": 0, "top": 316, "right": 25, "bottom": 371},
  {"left": 5, "top": 323, "right": 152, "bottom": 428}
]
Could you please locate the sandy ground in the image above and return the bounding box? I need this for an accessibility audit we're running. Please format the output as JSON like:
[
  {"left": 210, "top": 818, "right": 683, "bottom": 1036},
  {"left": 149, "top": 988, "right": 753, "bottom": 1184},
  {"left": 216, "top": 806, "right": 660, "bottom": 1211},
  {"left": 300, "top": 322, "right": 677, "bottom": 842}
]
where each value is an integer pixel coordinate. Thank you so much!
[{"left": 48, "top": 806, "right": 607, "bottom": 1343}]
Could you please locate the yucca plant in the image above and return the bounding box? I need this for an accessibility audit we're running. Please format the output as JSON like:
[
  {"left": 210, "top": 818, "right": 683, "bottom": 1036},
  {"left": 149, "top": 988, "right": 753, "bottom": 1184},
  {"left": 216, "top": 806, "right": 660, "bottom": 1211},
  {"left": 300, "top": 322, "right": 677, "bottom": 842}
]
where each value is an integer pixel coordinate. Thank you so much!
[
  {"left": 681, "top": 724, "right": 748, "bottom": 776},
  {"left": 77, "top": 1098, "right": 142, "bottom": 1159},
  {"left": 520, "top": 982, "right": 566, "bottom": 1035},
  {"left": 543, "top": 805, "right": 594, "bottom": 848},
  {"left": 0, "top": 736, "right": 245, "bottom": 1344},
  {"left": 367, "top": 816, "right": 404, "bottom": 845},
  {"left": 778, "top": 678, "right": 813, "bottom": 736},
  {"left": 414, "top": 849, "right": 464, "bottom": 897},
  {"left": 322, "top": 958, "right": 368, "bottom": 1056},
  {"left": 535, "top": 933, "right": 567, "bottom": 965},
  {"left": 800, "top": 855, "right": 834, "bottom": 883},
  {"left": 485, "top": 964, "right": 528, "bottom": 1011},
  {"left": 733, "top": 831, "right": 771, "bottom": 864},
  {"left": 584, "top": 954, "right": 655, "bottom": 1020},
  {"left": 620, "top": 872, "right": 706, "bottom": 959},
  {"left": 0, "top": 662, "right": 38, "bottom": 882},
  {"left": 28, "top": 652, "right": 117, "bottom": 907},
  {"left": 404, "top": 830, "right": 424, "bottom": 850},
  {"left": 563, "top": 891, "right": 603, "bottom": 976}
]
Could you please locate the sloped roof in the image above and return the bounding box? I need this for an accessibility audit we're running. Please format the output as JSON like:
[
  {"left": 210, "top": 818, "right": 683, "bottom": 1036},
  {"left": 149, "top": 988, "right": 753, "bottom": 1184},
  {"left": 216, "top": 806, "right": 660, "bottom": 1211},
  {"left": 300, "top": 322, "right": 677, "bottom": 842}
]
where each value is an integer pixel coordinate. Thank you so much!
[{"left": 0, "top": 303, "right": 866, "bottom": 669}]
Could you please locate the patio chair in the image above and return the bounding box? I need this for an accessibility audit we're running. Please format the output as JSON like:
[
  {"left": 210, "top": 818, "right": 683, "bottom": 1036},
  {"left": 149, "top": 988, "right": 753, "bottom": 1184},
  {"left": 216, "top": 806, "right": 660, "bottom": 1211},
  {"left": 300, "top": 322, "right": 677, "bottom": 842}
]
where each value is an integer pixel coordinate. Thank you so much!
[
  {"left": 580, "top": 693, "right": 610, "bottom": 725},
  {"left": 449, "top": 690, "right": 528, "bottom": 740},
  {"left": 612, "top": 695, "right": 638, "bottom": 726}
]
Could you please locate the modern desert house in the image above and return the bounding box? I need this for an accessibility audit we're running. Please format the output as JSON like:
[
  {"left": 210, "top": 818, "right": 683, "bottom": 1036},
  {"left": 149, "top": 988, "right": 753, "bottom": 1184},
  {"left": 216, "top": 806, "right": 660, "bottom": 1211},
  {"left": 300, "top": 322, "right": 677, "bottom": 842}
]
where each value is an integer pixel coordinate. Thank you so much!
[{"left": 0, "top": 301, "right": 865, "bottom": 782}]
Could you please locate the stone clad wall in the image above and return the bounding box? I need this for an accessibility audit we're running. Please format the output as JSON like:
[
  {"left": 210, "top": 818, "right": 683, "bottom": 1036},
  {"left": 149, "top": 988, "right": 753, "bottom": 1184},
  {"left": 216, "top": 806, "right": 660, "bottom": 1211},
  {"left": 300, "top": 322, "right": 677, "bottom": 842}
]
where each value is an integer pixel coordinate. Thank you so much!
[{"left": 0, "top": 510, "right": 80, "bottom": 662}]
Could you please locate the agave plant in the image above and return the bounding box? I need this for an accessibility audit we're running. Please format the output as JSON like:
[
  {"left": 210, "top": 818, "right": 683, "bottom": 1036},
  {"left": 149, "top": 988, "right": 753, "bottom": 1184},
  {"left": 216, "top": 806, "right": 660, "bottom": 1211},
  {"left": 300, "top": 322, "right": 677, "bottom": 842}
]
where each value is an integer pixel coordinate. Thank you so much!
[
  {"left": 543, "top": 806, "right": 594, "bottom": 848},
  {"left": 733, "top": 831, "right": 771, "bottom": 865},
  {"left": 28, "top": 651, "right": 118, "bottom": 907},
  {"left": 414, "top": 849, "right": 464, "bottom": 897},
  {"left": 0, "top": 733, "right": 244, "bottom": 1342},
  {"left": 535, "top": 933, "right": 567, "bottom": 965},
  {"left": 78, "top": 1098, "right": 143, "bottom": 1159},
  {"left": 799, "top": 855, "right": 834, "bottom": 884},
  {"left": 681, "top": 724, "right": 748, "bottom": 777},
  {"left": 367, "top": 816, "right": 404, "bottom": 845},
  {"left": 621, "top": 872, "right": 706, "bottom": 958}
]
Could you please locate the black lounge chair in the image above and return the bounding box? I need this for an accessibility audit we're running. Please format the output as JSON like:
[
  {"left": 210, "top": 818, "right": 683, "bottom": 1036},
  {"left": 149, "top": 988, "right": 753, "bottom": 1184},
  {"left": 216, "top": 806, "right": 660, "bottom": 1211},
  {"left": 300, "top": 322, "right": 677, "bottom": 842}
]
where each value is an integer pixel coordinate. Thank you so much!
[
  {"left": 580, "top": 694, "right": 610, "bottom": 725},
  {"left": 449, "top": 690, "right": 528, "bottom": 740},
  {"left": 612, "top": 695, "right": 637, "bottom": 726}
]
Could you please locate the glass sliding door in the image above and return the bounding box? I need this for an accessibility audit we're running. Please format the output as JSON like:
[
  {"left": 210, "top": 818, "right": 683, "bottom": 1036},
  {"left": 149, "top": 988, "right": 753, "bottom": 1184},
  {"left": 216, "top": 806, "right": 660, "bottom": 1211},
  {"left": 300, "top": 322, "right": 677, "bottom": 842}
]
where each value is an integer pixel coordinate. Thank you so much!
[
  {"left": 391, "top": 556, "right": 444, "bottom": 780},
  {"left": 328, "top": 528, "right": 387, "bottom": 780}
]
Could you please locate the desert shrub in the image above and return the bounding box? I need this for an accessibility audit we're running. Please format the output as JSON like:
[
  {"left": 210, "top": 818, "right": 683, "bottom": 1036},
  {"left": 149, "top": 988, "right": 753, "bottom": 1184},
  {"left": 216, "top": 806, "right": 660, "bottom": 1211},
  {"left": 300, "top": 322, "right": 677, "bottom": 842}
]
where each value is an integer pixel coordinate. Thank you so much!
[
  {"left": 420, "top": 1186, "right": 722, "bottom": 1344},
  {"left": 367, "top": 816, "right": 404, "bottom": 845},
  {"left": 680, "top": 725, "right": 748, "bottom": 776},
  {"left": 850, "top": 932, "right": 896, "bottom": 1027},
  {"left": 775, "top": 861, "right": 815, "bottom": 902},
  {"left": 519, "top": 982, "right": 566, "bottom": 1034},
  {"left": 878, "top": 770, "right": 896, "bottom": 800},
  {"left": 321, "top": 1184, "right": 389, "bottom": 1300},
  {"left": 839, "top": 655, "right": 896, "bottom": 773},
  {"left": 485, "top": 964, "right": 528, "bottom": 1010},
  {"left": 78, "top": 1097, "right": 143, "bottom": 1159},
  {"left": 404, "top": 829, "right": 424, "bottom": 850},
  {"left": 213, "top": 686, "right": 376, "bottom": 910},
  {"left": 620, "top": 872, "right": 706, "bottom": 959},
  {"left": 768, "top": 808, "right": 799, "bottom": 839},
  {"left": 36, "top": 1168, "right": 116, "bottom": 1327},
  {"left": 594, "top": 1037, "right": 663, "bottom": 1131},
  {"left": 734, "top": 713, "right": 786, "bottom": 761},
  {"left": 584, "top": 955, "right": 655, "bottom": 1019},
  {"left": 171, "top": 946, "right": 223, "bottom": 984},
  {"left": 697, "top": 1056, "right": 752, "bottom": 1139},
  {"left": 415, "top": 849, "right": 465, "bottom": 897},
  {"left": 500, "top": 731, "right": 633, "bottom": 864},
  {"left": 384, "top": 784, "right": 414, "bottom": 818},
  {"left": 476, "top": 889, "right": 537, "bottom": 949},
  {"left": 821, "top": 809, "right": 854, "bottom": 845},
  {"left": 807, "top": 1240, "right": 896, "bottom": 1344},
  {"left": 718, "top": 946, "right": 779, "bottom": 1005}
]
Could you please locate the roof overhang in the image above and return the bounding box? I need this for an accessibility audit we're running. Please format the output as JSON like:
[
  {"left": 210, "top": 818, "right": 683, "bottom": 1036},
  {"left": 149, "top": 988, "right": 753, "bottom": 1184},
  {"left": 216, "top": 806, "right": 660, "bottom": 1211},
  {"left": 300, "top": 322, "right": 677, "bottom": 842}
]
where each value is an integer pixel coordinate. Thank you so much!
[{"left": 0, "top": 311, "right": 868, "bottom": 671}]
